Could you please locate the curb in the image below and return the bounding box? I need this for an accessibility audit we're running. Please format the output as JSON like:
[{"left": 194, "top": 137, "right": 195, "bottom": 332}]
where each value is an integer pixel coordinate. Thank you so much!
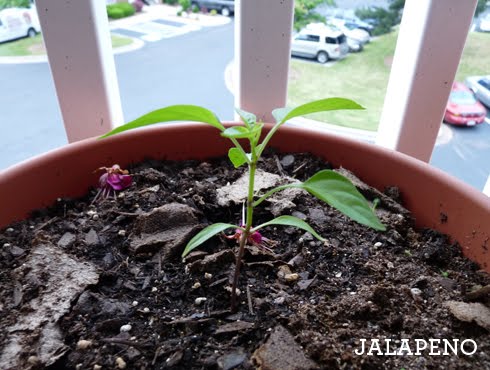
[{"left": 0, "top": 35, "right": 144, "bottom": 65}]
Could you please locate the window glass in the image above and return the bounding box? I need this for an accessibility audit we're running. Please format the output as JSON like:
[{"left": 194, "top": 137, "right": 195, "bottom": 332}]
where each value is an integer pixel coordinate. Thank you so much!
[
  {"left": 289, "top": 2, "right": 490, "bottom": 192},
  {"left": 478, "top": 79, "right": 490, "bottom": 90},
  {"left": 449, "top": 90, "right": 477, "bottom": 105},
  {"left": 306, "top": 34, "right": 320, "bottom": 42},
  {"left": 0, "top": 2, "right": 235, "bottom": 170}
]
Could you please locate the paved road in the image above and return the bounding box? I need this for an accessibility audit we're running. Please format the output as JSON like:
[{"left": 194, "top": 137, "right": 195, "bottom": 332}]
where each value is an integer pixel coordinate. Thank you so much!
[
  {"left": 116, "top": 20, "right": 234, "bottom": 122},
  {"left": 431, "top": 115, "right": 490, "bottom": 192},
  {"left": 0, "top": 19, "right": 234, "bottom": 171}
]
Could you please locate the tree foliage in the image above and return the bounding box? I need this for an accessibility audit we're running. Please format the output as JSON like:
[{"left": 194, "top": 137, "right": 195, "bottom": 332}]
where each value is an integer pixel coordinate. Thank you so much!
[
  {"left": 0, "top": 0, "right": 30, "bottom": 9},
  {"left": 475, "top": 0, "right": 488, "bottom": 17},
  {"left": 357, "top": 0, "right": 488, "bottom": 35},
  {"left": 355, "top": 0, "right": 404, "bottom": 36},
  {"left": 294, "top": 0, "right": 335, "bottom": 31}
]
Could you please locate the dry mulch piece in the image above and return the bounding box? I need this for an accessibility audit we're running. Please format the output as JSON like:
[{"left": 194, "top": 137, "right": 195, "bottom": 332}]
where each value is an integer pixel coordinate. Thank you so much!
[{"left": 1, "top": 152, "right": 489, "bottom": 370}]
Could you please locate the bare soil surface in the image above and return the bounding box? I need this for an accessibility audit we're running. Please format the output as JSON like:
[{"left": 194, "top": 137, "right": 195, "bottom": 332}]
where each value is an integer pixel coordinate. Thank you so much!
[{"left": 1, "top": 152, "right": 489, "bottom": 370}]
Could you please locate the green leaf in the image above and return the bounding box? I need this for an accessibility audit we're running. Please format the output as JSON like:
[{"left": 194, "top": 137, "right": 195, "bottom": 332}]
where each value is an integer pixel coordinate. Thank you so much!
[
  {"left": 99, "top": 105, "right": 224, "bottom": 138},
  {"left": 273, "top": 98, "right": 365, "bottom": 125},
  {"left": 182, "top": 223, "right": 239, "bottom": 257},
  {"left": 272, "top": 107, "right": 292, "bottom": 124},
  {"left": 221, "top": 126, "right": 253, "bottom": 139},
  {"left": 228, "top": 148, "right": 248, "bottom": 168},
  {"left": 235, "top": 108, "right": 256, "bottom": 128},
  {"left": 253, "top": 215, "right": 325, "bottom": 241},
  {"left": 298, "top": 170, "right": 385, "bottom": 231}
]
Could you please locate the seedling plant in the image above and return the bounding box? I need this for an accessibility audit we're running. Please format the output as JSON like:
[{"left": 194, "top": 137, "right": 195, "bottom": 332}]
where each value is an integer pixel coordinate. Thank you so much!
[{"left": 101, "top": 98, "right": 385, "bottom": 311}]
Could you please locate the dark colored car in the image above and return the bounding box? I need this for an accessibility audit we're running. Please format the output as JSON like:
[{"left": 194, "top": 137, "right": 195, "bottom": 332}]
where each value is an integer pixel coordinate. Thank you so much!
[{"left": 191, "top": 0, "right": 234, "bottom": 16}]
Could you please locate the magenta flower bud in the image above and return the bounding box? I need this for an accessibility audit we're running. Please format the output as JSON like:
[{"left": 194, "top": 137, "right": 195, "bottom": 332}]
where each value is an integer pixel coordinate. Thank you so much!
[
  {"left": 250, "top": 231, "right": 262, "bottom": 244},
  {"left": 93, "top": 164, "right": 132, "bottom": 202},
  {"left": 107, "top": 171, "right": 132, "bottom": 190}
]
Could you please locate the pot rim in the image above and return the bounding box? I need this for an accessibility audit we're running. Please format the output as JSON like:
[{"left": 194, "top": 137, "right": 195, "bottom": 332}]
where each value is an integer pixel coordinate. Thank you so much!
[{"left": 1, "top": 122, "right": 489, "bottom": 271}]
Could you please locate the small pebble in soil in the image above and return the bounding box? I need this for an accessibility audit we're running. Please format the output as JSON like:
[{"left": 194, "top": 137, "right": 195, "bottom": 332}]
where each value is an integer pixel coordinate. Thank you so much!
[
  {"left": 27, "top": 356, "right": 39, "bottom": 365},
  {"left": 6, "top": 227, "right": 14, "bottom": 233},
  {"left": 143, "top": 307, "right": 150, "bottom": 313},
  {"left": 225, "top": 286, "right": 241, "bottom": 296},
  {"left": 192, "top": 282, "right": 201, "bottom": 289},
  {"left": 285, "top": 273, "right": 299, "bottom": 282},
  {"left": 86, "top": 210, "right": 97, "bottom": 217},
  {"left": 195, "top": 297, "right": 207, "bottom": 305},
  {"left": 374, "top": 242, "right": 383, "bottom": 248},
  {"left": 93, "top": 365, "right": 102, "bottom": 370},
  {"left": 118, "top": 230, "right": 126, "bottom": 236},
  {"left": 132, "top": 301, "right": 138, "bottom": 306},
  {"left": 115, "top": 357, "right": 127, "bottom": 369},
  {"left": 204, "top": 272, "right": 213, "bottom": 280},
  {"left": 335, "top": 272, "right": 342, "bottom": 278},
  {"left": 280, "top": 154, "right": 295, "bottom": 167},
  {"left": 76, "top": 339, "right": 92, "bottom": 350},
  {"left": 274, "top": 297, "right": 286, "bottom": 305},
  {"left": 3, "top": 243, "right": 11, "bottom": 248},
  {"left": 151, "top": 287, "right": 158, "bottom": 292},
  {"left": 387, "top": 261, "right": 394, "bottom": 269},
  {"left": 411, "top": 288, "right": 422, "bottom": 295},
  {"left": 120, "top": 324, "right": 132, "bottom": 332}
]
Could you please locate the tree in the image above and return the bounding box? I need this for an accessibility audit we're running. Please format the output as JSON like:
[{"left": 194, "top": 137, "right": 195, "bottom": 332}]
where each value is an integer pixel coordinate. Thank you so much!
[
  {"left": 294, "top": 0, "right": 335, "bottom": 31},
  {"left": 355, "top": 0, "right": 404, "bottom": 36},
  {"left": 0, "top": 0, "right": 30, "bottom": 9},
  {"left": 475, "top": 0, "right": 488, "bottom": 17}
]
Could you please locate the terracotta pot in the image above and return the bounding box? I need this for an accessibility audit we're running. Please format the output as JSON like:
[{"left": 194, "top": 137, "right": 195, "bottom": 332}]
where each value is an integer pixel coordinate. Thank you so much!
[{"left": 1, "top": 123, "right": 489, "bottom": 272}]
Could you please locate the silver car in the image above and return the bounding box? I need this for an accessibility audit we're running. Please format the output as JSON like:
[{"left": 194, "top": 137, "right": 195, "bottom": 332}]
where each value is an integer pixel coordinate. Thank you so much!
[
  {"left": 465, "top": 76, "right": 490, "bottom": 107},
  {"left": 291, "top": 23, "right": 349, "bottom": 64}
]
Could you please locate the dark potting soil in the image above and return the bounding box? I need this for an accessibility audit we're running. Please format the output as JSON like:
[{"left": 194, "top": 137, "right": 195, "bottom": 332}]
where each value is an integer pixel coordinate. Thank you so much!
[{"left": 0, "top": 152, "right": 489, "bottom": 370}]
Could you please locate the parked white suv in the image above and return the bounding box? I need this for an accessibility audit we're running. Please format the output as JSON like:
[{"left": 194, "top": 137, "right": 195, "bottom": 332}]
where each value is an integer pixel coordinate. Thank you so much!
[{"left": 291, "top": 23, "right": 349, "bottom": 64}]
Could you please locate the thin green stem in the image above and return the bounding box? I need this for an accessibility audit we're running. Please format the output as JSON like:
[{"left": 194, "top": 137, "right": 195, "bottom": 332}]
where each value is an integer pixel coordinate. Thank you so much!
[
  {"left": 256, "top": 122, "right": 283, "bottom": 158},
  {"left": 229, "top": 137, "right": 251, "bottom": 165},
  {"left": 230, "top": 157, "right": 257, "bottom": 312}
]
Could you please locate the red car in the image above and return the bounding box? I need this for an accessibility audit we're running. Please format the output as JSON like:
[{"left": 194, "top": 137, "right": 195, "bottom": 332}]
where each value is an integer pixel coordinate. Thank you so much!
[{"left": 444, "top": 82, "right": 487, "bottom": 126}]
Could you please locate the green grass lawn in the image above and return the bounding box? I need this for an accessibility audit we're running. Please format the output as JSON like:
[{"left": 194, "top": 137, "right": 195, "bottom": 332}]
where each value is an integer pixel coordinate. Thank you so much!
[
  {"left": 0, "top": 33, "right": 133, "bottom": 57},
  {"left": 288, "top": 30, "right": 490, "bottom": 131}
]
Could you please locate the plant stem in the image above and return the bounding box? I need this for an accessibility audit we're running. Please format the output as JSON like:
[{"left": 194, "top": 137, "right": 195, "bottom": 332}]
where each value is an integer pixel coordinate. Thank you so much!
[{"left": 231, "top": 160, "right": 257, "bottom": 312}]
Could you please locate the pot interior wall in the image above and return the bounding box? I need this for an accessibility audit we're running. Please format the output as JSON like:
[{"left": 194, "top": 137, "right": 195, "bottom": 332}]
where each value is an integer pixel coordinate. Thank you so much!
[{"left": 1, "top": 123, "right": 489, "bottom": 272}]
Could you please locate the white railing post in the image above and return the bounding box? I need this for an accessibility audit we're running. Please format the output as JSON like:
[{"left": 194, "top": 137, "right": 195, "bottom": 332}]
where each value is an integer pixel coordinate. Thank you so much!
[
  {"left": 36, "top": 0, "right": 124, "bottom": 143},
  {"left": 235, "top": 0, "right": 294, "bottom": 122},
  {"left": 376, "top": 0, "right": 477, "bottom": 162}
]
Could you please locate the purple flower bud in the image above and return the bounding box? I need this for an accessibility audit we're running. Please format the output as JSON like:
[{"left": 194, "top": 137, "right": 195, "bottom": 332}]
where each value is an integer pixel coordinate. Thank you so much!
[
  {"left": 94, "top": 164, "right": 132, "bottom": 202},
  {"left": 107, "top": 171, "right": 132, "bottom": 190},
  {"left": 250, "top": 231, "right": 262, "bottom": 244}
]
